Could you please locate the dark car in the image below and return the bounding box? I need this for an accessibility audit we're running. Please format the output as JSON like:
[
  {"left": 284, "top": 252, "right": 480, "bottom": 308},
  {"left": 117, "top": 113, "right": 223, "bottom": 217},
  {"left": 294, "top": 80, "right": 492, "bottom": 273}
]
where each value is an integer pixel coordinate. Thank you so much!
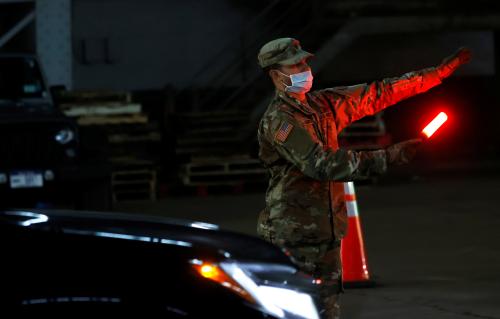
[
  {"left": 0, "top": 209, "right": 320, "bottom": 318},
  {"left": 0, "top": 54, "right": 110, "bottom": 210}
]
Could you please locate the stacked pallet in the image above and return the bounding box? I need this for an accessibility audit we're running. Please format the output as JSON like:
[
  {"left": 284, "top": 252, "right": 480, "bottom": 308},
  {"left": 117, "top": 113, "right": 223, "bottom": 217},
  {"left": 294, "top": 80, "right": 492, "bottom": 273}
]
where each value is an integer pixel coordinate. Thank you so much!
[
  {"left": 174, "top": 111, "right": 249, "bottom": 159},
  {"left": 180, "top": 155, "right": 266, "bottom": 186},
  {"left": 111, "top": 167, "right": 157, "bottom": 202},
  {"left": 174, "top": 111, "right": 267, "bottom": 190},
  {"left": 59, "top": 90, "right": 146, "bottom": 126},
  {"left": 58, "top": 90, "right": 161, "bottom": 202},
  {"left": 338, "top": 113, "right": 391, "bottom": 150}
]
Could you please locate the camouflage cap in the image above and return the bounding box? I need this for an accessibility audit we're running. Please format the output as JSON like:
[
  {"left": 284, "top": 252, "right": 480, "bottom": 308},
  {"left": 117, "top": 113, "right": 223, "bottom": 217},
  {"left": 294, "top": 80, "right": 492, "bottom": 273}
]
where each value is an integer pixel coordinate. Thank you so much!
[{"left": 257, "top": 38, "right": 314, "bottom": 69}]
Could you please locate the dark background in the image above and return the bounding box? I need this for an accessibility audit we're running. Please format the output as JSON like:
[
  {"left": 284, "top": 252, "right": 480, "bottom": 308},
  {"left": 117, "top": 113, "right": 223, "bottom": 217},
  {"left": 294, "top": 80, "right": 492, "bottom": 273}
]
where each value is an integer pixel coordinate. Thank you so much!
[
  {"left": 3, "top": 0, "right": 500, "bottom": 179},
  {"left": 2, "top": 1, "right": 500, "bottom": 318}
]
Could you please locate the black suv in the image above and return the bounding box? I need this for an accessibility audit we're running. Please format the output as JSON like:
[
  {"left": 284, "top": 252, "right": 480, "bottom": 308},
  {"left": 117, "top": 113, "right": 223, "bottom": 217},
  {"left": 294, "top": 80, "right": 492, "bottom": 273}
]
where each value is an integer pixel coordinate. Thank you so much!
[
  {"left": 0, "top": 54, "right": 110, "bottom": 210},
  {"left": 1, "top": 209, "right": 320, "bottom": 318}
]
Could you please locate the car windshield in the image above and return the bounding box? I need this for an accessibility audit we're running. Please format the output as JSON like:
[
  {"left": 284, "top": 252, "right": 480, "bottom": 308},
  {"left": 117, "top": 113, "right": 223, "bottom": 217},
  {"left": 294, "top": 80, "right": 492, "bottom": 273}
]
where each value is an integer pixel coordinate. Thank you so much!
[{"left": 0, "top": 57, "right": 49, "bottom": 101}]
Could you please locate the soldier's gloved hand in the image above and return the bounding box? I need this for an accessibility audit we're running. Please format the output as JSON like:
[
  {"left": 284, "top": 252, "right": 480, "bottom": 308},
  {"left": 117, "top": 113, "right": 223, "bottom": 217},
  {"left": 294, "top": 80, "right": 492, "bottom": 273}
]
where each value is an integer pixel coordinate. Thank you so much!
[
  {"left": 385, "top": 138, "right": 423, "bottom": 165},
  {"left": 437, "top": 47, "right": 472, "bottom": 79}
]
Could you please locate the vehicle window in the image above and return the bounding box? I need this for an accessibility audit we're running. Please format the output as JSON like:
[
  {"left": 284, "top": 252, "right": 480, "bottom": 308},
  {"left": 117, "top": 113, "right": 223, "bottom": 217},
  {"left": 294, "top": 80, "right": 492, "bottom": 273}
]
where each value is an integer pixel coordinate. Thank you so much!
[{"left": 0, "top": 57, "right": 48, "bottom": 100}]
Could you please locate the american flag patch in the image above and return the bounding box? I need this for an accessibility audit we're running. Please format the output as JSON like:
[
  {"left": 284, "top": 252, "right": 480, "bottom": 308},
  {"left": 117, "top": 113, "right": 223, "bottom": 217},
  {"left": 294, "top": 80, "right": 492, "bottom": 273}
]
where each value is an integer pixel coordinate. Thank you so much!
[{"left": 275, "top": 121, "right": 294, "bottom": 143}]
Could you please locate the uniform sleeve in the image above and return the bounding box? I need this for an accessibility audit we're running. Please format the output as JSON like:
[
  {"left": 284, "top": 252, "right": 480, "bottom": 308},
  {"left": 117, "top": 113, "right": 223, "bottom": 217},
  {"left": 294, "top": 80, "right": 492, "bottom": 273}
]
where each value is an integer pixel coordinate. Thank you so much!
[
  {"left": 268, "top": 114, "right": 387, "bottom": 181},
  {"left": 319, "top": 67, "right": 442, "bottom": 132}
]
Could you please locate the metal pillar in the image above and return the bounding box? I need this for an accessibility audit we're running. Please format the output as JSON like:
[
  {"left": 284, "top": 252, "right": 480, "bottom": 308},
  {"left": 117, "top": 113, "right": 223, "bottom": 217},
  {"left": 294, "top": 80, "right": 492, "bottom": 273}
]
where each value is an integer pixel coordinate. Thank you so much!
[{"left": 36, "top": 0, "right": 72, "bottom": 89}]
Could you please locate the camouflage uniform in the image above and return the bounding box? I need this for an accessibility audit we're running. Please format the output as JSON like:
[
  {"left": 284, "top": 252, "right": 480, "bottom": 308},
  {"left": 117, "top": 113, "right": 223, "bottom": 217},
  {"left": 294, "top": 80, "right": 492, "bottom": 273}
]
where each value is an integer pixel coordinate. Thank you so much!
[{"left": 256, "top": 38, "right": 468, "bottom": 319}]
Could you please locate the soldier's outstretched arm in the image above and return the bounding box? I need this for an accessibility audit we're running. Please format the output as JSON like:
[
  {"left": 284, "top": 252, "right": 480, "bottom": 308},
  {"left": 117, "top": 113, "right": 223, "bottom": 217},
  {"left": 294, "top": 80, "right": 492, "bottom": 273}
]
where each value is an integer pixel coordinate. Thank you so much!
[
  {"left": 318, "top": 47, "right": 472, "bottom": 133},
  {"left": 269, "top": 115, "right": 387, "bottom": 181}
]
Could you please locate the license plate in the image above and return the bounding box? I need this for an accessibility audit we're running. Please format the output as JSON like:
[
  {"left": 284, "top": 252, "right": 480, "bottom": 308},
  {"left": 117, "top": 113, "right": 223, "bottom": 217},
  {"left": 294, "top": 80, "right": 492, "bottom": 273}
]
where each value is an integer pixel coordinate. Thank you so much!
[{"left": 10, "top": 171, "right": 44, "bottom": 189}]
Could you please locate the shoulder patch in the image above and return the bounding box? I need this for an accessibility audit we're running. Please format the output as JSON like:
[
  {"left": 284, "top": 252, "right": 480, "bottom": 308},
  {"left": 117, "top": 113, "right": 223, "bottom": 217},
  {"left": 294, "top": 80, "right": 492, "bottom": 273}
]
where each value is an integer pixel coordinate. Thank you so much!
[{"left": 275, "top": 121, "right": 294, "bottom": 143}]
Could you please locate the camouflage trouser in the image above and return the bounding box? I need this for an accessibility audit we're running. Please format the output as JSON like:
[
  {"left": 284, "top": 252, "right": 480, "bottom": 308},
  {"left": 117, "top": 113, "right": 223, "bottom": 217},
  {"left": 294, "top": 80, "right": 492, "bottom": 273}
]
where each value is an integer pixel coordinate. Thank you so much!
[{"left": 257, "top": 209, "right": 343, "bottom": 319}]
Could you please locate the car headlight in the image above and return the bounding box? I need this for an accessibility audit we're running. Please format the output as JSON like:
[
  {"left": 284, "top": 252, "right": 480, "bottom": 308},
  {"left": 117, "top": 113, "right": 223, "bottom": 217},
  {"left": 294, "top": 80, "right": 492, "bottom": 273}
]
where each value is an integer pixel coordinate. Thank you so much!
[
  {"left": 191, "top": 260, "right": 319, "bottom": 319},
  {"left": 54, "top": 128, "right": 75, "bottom": 144}
]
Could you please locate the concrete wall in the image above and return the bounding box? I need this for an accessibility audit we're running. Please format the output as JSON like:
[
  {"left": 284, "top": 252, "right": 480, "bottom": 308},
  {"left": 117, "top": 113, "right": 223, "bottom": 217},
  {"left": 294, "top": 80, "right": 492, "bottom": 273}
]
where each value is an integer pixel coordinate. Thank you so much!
[
  {"left": 70, "top": 2, "right": 496, "bottom": 92},
  {"left": 72, "top": 0, "right": 253, "bottom": 90}
]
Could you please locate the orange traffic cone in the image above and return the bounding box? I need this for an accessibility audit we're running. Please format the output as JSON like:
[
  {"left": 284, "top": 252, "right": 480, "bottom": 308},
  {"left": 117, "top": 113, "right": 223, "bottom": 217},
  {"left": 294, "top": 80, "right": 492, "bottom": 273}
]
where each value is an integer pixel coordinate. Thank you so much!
[{"left": 341, "top": 182, "right": 374, "bottom": 287}]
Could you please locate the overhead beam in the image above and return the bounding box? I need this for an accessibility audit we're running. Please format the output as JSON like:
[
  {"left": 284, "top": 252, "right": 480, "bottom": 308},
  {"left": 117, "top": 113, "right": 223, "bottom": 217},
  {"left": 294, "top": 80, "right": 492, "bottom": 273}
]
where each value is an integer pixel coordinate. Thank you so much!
[
  {"left": 0, "top": 0, "right": 34, "bottom": 4},
  {"left": 0, "top": 10, "right": 35, "bottom": 48}
]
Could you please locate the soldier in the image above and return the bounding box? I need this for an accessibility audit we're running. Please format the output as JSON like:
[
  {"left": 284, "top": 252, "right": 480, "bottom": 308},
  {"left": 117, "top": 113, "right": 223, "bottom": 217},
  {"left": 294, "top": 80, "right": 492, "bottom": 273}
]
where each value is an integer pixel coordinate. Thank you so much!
[{"left": 256, "top": 38, "right": 471, "bottom": 318}]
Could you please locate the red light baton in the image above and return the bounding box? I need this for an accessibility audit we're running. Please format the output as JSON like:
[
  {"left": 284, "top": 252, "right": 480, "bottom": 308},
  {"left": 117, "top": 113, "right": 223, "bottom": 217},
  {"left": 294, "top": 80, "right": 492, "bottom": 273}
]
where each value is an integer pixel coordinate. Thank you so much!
[{"left": 421, "top": 112, "right": 448, "bottom": 139}]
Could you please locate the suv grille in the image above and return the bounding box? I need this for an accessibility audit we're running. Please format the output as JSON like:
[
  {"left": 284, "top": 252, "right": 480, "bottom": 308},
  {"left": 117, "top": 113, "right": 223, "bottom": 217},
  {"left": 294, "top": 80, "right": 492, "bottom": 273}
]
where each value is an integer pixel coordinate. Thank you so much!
[{"left": 0, "top": 120, "right": 77, "bottom": 168}]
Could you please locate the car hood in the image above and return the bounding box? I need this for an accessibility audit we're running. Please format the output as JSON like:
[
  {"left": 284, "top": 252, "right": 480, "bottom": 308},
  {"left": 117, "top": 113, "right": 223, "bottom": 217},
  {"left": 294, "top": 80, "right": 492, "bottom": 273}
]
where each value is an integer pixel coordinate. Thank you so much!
[{"left": 0, "top": 209, "right": 293, "bottom": 265}]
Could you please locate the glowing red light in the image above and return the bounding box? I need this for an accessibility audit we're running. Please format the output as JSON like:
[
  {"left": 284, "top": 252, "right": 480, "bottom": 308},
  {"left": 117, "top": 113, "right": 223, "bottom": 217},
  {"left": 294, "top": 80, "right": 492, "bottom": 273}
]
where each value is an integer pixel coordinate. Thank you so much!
[{"left": 422, "top": 112, "right": 448, "bottom": 138}]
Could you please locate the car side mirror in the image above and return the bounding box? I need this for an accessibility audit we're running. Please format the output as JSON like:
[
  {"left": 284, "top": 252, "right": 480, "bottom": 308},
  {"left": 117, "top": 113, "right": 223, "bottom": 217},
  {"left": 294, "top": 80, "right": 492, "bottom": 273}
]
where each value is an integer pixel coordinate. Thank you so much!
[
  {"left": 49, "top": 85, "right": 67, "bottom": 98},
  {"left": 49, "top": 85, "right": 67, "bottom": 108}
]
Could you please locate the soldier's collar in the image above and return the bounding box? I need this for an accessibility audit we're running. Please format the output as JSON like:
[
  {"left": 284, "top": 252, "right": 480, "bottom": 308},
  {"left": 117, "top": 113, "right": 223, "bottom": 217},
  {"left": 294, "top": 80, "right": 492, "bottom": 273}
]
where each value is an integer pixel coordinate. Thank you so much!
[{"left": 277, "top": 91, "right": 314, "bottom": 114}]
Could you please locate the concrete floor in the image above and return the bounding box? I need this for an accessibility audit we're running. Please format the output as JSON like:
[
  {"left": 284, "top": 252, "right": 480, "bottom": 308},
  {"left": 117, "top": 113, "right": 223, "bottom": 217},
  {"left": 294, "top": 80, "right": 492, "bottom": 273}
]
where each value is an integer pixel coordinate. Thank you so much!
[{"left": 115, "top": 173, "right": 500, "bottom": 319}]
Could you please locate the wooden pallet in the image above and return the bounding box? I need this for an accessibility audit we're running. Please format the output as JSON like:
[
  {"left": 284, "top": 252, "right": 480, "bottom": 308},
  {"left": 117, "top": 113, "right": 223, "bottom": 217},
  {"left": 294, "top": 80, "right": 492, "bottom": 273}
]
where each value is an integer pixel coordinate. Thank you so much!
[
  {"left": 62, "top": 103, "right": 142, "bottom": 117},
  {"left": 339, "top": 113, "right": 391, "bottom": 150},
  {"left": 111, "top": 169, "right": 157, "bottom": 202},
  {"left": 180, "top": 157, "right": 267, "bottom": 186},
  {"left": 57, "top": 90, "right": 132, "bottom": 104},
  {"left": 173, "top": 111, "right": 250, "bottom": 159},
  {"left": 77, "top": 113, "right": 149, "bottom": 126},
  {"left": 108, "top": 131, "right": 161, "bottom": 144}
]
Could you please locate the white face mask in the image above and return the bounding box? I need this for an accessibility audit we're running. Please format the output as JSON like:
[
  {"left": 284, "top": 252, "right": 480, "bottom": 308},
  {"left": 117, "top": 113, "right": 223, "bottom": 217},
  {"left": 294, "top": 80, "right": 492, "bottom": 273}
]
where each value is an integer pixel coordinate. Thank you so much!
[{"left": 278, "top": 70, "right": 313, "bottom": 94}]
